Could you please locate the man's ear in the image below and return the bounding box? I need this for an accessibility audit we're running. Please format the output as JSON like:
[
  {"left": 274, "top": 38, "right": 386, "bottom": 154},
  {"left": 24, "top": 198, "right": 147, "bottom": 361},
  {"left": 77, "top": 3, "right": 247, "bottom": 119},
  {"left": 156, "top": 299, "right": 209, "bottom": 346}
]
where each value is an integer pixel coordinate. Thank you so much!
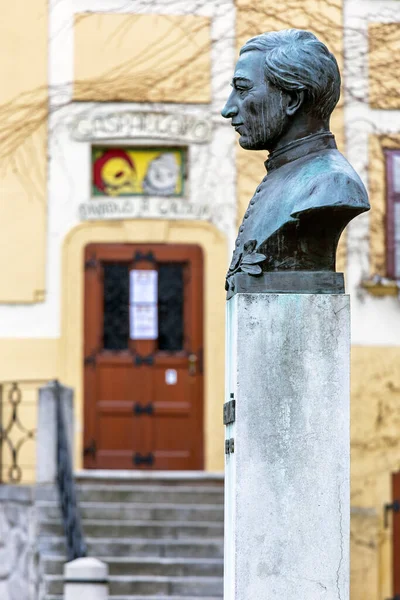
[{"left": 285, "top": 90, "right": 305, "bottom": 117}]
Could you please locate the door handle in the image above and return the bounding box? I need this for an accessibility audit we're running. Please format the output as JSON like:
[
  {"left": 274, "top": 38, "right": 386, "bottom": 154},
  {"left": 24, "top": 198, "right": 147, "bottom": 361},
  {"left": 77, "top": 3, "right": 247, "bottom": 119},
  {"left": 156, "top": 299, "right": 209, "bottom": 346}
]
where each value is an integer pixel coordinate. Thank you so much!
[{"left": 188, "top": 353, "right": 198, "bottom": 376}]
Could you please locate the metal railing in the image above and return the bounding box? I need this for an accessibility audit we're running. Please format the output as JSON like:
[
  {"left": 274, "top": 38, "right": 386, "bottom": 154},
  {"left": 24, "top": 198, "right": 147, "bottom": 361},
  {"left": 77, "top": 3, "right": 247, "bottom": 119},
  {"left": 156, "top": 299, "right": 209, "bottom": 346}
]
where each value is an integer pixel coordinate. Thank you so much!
[
  {"left": 0, "top": 379, "right": 87, "bottom": 561},
  {"left": 0, "top": 380, "right": 45, "bottom": 483},
  {"left": 54, "top": 380, "right": 87, "bottom": 561}
]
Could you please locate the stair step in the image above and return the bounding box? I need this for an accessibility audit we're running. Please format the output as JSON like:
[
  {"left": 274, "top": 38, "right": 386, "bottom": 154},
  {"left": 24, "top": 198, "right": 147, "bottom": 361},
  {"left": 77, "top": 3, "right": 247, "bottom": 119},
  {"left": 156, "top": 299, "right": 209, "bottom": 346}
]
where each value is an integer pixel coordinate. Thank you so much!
[
  {"left": 74, "top": 470, "right": 224, "bottom": 487},
  {"left": 43, "top": 556, "right": 224, "bottom": 577},
  {"left": 36, "top": 484, "right": 224, "bottom": 505},
  {"left": 46, "top": 596, "right": 222, "bottom": 600},
  {"left": 39, "top": 537, "right": 224, "bottom": 558},
  {"left": 39, "top": 519, "right": 224, "bottom": 539},
  {"left": 39, "top": 476, "right": 225, "bottom": 599},
  {"left": 45, "top": 575, "right": 223, "bottom": 596},
  {"left": 37, "top": 501, "right": 223, "bottom": 522}
]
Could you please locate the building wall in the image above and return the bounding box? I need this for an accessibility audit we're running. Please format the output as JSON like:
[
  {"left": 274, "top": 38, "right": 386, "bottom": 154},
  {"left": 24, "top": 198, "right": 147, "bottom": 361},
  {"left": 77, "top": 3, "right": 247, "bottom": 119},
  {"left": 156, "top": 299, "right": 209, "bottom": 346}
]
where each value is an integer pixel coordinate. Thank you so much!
[
  {"left": 344, "top": 1, "right": 400, "bottom": 598},
  {"left": 0, "top": 0, "right": 236, "bottom": 480},
  {"left": 0, "top": 0, "right": 48, "bottom": 302}
]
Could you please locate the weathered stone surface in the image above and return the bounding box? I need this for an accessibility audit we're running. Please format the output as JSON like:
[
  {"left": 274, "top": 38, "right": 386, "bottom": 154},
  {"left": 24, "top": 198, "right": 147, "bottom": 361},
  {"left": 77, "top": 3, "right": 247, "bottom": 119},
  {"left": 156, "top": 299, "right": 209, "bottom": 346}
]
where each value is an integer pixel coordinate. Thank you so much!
[
  {"left": 0, "top": 581, "right": 9, "bottom": 600},
  {"left": 224, "top": 293, "right": 350, "bottom": 599},
  {"left": 0, "top": 487, "right": 37, "bottom": 600}
]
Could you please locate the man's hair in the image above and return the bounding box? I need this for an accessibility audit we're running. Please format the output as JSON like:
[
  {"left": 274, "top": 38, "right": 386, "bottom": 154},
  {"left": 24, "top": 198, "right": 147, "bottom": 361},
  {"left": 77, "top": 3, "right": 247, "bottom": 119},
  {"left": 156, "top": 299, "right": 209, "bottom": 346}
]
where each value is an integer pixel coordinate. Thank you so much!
[{"left": 240, "top": 29, "right": 341, "bottom": 120}]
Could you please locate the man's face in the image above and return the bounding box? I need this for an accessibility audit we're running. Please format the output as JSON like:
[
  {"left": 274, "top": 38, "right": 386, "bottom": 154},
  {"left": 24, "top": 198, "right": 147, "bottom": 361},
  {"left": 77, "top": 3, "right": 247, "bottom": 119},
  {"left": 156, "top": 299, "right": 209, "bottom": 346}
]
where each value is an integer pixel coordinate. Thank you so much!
[{"left": 221, "top": 50, "right": 289, "bottom": 151}]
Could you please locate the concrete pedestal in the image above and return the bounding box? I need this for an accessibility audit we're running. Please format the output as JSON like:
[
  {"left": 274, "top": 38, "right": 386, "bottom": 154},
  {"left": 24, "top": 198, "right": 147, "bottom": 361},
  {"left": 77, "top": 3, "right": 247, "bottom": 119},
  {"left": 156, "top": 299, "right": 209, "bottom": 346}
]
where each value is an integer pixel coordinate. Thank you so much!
[
  {"left": 36, "top": 381, "right": 74, "bottom": 484},
  {"left": 64, "top": 557, "right": 109, "bottom": 600},
  {"left": 224, "top": 293, "right": 350, "bottom": 600}
]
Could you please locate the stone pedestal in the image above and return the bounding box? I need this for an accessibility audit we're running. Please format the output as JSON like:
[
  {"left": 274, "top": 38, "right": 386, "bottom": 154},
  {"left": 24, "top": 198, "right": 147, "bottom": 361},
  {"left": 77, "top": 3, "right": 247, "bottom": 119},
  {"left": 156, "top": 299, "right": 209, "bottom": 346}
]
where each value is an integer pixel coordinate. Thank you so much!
[
  {"left": 224, "top": 293, "right": 350, "bottom": 600},
  {"left": 36, "top": 381, "right": 74, "bottom": 484},
  {"left": 64, "top": 557, "right": 109, "bottom": 600}
]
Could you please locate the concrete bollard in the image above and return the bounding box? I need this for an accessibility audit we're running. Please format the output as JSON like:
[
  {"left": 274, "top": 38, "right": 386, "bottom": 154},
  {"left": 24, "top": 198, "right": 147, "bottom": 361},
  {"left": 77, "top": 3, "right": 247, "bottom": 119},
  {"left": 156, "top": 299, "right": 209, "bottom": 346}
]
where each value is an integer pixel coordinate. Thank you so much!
[{"left": 64, "top": 557, "right": 109, "bottom": 600}]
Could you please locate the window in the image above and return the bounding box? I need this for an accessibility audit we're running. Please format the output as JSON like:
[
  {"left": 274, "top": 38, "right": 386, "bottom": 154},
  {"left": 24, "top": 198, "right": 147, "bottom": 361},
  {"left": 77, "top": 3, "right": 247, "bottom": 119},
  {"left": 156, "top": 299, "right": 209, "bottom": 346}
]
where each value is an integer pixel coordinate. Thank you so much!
[
  {"left": 103, "top": 263, "right": 130, "bottom": 350},
  {"left": 102, "top": 260, "right": 185, "bottom": 351},
  {"left": 385, "top": 150, "right": 400, "bottom": 278}
]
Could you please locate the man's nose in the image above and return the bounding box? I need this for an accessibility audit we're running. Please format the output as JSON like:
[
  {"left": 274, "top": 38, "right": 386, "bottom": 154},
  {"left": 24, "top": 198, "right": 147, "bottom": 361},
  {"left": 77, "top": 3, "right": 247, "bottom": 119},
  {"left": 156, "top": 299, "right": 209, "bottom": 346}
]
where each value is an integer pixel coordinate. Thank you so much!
[{"left": 221, "top": 95, "right": 239, "bottom": 119}]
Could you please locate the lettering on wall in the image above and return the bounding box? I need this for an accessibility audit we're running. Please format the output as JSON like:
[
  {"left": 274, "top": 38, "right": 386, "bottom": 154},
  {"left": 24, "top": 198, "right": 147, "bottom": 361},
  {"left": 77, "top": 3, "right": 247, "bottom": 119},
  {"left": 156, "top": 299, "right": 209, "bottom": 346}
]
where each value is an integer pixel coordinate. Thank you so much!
[
  {"left": 71, "top": 111, "right": 212, "bottom": 144},
  {"left": 79, "top": 197, "right": 211, "bottom": 222}
]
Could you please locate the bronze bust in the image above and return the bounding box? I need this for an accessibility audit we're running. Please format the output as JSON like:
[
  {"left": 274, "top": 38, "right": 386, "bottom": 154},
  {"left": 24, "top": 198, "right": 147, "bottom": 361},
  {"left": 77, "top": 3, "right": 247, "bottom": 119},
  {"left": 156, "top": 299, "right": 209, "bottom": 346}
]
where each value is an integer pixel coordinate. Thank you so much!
[{"left": 222, "top": 29, "right": 370, "bottom": 296}]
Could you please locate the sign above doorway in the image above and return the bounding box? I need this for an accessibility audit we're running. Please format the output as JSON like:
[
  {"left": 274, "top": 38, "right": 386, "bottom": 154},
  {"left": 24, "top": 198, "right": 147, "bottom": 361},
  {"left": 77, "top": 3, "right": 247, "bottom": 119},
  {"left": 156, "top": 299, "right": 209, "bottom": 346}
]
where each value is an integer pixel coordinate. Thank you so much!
[{"left": 71, "top": 110, "right": 213, "bottom": 144}]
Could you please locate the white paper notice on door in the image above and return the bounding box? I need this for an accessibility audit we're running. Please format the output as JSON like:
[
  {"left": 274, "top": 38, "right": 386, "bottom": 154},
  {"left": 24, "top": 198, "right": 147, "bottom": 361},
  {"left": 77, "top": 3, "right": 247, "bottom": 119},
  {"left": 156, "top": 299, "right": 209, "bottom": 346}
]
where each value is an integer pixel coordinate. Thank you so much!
[
  {"left": 130, "top": 304, "right": 158, "bottom": 340},
  {"left": 130, "top": 270, "right": 158, "bottom": 304}
]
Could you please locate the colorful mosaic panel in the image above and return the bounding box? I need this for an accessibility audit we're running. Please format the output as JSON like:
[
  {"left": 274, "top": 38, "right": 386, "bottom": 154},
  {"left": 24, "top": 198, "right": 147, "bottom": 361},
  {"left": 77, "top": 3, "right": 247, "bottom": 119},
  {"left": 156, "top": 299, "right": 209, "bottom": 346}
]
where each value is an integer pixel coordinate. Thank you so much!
[{"left": 92, "top": 147, "right": 185, "bottom": 197}]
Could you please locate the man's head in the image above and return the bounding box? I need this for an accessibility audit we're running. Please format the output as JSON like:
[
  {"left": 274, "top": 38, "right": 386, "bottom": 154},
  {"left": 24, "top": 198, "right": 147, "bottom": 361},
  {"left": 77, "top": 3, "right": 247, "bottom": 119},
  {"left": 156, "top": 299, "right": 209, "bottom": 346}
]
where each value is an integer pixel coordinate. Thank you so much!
[{"left": 221, "top": 29, "right": 341, "bottom": 151}]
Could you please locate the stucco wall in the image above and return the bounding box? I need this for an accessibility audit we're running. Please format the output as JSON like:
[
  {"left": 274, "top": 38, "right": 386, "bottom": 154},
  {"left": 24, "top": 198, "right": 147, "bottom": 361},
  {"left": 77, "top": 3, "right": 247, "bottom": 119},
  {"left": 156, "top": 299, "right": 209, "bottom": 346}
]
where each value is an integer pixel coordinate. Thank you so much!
[
  {"left": 344, "top": 0, "right": 400, "bottom": 346},
  {"left": 0, "top": 0, "right": 48, "bottom": 302},
  {"left": 351, "top": 345, "right": 400, "bottom": 600},
  {"left": 73, "top": 13, "right": 212, "bottom": 102},
  {"left": 369, "top": 23, "right": 400, "bottom": 110}
]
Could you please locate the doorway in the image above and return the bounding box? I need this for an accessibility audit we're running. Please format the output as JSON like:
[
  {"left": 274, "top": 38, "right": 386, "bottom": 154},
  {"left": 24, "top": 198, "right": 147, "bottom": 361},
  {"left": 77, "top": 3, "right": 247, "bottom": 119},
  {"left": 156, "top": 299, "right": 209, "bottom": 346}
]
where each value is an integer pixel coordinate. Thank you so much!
[{"left": 83, "top": 243, "right": 204, "bottom": 470}]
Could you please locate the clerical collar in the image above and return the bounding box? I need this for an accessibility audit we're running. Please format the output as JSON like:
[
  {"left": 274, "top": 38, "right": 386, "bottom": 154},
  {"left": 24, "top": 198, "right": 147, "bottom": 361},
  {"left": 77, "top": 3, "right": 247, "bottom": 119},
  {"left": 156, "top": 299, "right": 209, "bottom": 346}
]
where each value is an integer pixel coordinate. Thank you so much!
[{"left": 265, "top": 131, "right": 337, "bottom": 172}]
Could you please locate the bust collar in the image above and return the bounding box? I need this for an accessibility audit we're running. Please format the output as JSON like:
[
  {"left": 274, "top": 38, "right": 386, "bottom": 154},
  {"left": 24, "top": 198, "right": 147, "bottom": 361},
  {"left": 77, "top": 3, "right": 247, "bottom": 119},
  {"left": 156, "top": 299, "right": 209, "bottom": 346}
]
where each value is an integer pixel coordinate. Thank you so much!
[{"left": 264, "top": 131, "right": 337, "bottom": 172}]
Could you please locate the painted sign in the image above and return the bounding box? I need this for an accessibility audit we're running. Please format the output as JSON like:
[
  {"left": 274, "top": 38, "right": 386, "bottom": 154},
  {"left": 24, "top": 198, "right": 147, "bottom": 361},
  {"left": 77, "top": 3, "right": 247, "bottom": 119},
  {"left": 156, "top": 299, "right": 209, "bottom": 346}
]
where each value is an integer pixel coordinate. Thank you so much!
[
  {"left": 92, "top": 147, "right": 185, "bottom": 197},
  {"left": 72, "top": 111, "right": 213, "bottom": 144},
  {"left": 79, "top": 197, "right": 211, "bottom": 221}
]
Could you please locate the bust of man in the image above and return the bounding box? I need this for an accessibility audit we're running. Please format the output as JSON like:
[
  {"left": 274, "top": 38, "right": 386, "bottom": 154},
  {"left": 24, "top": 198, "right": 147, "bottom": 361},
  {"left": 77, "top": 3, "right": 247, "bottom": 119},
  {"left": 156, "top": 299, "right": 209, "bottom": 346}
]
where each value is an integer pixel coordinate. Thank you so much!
[{"left": 222, "top": 29, "right": 369, "bottom": 295}]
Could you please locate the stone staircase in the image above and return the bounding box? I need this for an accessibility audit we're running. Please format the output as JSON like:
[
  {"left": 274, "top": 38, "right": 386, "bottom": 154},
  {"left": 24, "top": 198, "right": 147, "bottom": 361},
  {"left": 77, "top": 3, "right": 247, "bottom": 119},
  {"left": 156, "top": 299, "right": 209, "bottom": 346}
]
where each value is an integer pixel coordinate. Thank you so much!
[{"left": 35, "top": 473, "right": 224, "bottom": 599}]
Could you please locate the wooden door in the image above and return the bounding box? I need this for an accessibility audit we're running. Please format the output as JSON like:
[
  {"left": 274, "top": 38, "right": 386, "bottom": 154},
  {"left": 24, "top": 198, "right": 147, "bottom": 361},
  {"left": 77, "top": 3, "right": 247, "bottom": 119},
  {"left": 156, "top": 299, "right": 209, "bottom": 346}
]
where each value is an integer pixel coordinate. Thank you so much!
[
  {"left": 83, "top": 243, "right": 204, "bottom": 470},
  {"left": 393, "top": 472, "right": 400, "bottom": 597}
]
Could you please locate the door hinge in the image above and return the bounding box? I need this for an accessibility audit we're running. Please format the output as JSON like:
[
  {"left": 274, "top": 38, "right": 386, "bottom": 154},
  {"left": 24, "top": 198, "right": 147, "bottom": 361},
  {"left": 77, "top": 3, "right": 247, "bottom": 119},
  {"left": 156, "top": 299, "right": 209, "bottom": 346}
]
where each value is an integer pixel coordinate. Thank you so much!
[
  {"left": 134, "top": 354, "right": 154, "bottom": 366},
  {"left": 133, "top": 403, "right": 154, "bottom": 416},
  {"left": 83, "top": 439, "right": 97, "bottom": 460},
  {"left": 384, "top": 499, "right": 400, "bottom": 527},
  {"left": 85, "top": 256, "right": 98, "bottom": 270},
  {"left": 132, "top": 251, "right": 155, "bottom": 266},
  {"left": 84, "top": 353, "right": 97, "bottom": 367},
  {"left": 133, "top": 452, "right": 154, "bottom": 466}
]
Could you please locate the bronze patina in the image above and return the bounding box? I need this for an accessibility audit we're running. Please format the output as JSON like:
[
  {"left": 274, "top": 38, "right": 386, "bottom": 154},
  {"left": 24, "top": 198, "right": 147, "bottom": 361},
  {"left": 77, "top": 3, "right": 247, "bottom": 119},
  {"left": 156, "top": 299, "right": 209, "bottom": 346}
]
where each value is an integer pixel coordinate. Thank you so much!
[{"left": 222, "top": 29, "right": 370, "bottom": 296}]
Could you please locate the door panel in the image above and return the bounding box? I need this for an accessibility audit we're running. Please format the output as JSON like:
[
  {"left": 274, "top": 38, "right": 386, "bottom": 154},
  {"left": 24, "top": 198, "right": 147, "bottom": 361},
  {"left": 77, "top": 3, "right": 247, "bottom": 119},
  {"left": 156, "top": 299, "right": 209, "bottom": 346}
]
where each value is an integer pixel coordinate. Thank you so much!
[
  {"left": 393, "top": 471, "right": 400, "bottom": 596},
  {"left": 83, "top": 243, "right": 204, "bottom": 470}
]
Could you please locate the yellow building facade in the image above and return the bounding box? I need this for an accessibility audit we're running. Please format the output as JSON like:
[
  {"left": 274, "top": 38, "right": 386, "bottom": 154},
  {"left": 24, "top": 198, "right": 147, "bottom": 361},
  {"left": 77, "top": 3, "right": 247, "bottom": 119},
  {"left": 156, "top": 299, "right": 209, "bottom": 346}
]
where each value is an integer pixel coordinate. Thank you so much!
[{"left": 1, "top": 0, "right": 400, "bottom": 598}]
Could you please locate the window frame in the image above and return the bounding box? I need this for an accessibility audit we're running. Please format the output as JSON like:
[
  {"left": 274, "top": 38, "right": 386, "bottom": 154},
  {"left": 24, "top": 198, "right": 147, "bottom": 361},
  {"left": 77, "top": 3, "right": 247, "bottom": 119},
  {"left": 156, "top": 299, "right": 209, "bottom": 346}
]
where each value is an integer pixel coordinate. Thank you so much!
[{"left": 385, "top": 149, "right": 400, "bottom": 279}]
